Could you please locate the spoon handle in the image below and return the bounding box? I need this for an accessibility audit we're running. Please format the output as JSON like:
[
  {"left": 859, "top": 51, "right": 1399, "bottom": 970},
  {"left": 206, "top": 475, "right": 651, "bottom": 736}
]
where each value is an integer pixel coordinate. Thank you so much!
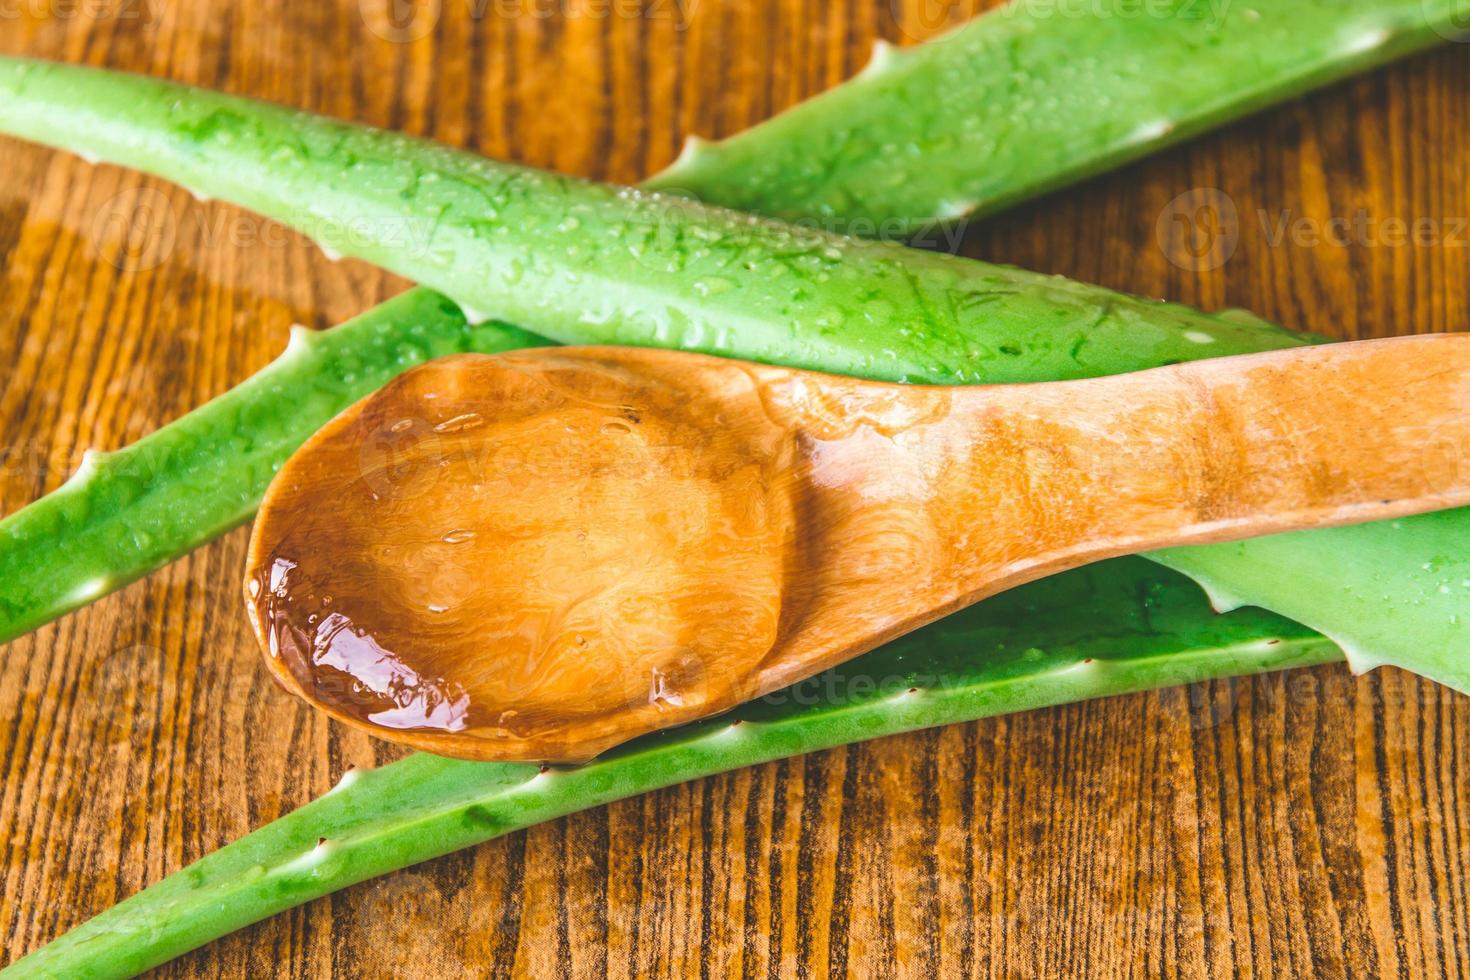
[
  {"left": 776, "top": 334, "right": 1470, "bottom": 674},
  {"left": 948, "top": 332, "right": 1470, "bottom": 583}
]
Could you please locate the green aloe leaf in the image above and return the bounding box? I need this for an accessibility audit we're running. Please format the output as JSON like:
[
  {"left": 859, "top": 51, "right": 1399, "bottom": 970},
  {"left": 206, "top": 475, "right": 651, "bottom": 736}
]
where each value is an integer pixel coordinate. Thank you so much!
[
  {"left": 0, "top": 56, "right": 1310, "bottom": 386},
  {"left": 645, "top": 0, "right": 1461, "bottom": 231},
  {"left": 2, "top": 558, "right": 1337, "bottom": 979},
  {"left": 0, "top": 290, "right": 539, "bottom": 642}
]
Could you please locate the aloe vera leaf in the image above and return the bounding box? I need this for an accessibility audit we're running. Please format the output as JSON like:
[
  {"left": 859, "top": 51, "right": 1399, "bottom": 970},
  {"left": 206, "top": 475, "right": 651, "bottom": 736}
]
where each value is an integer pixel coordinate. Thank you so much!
[
  {"left": 0, "top": 55, "right": 1308, "bottom": 387},
  {"left": 645, "top": 1, "right": 1463, "bottom": 232},
  {"left": 1152, "top": 512, "right": 1470, "bottom": 691},
  {"left": 4, "top": 52, "right": 1467, "bottom": 692},
  {"left": 0, "top": 290, "right": 540, "bottom": 643},
  {"left": 1, "top": 558, "right": 1338, "bottom": 979}
]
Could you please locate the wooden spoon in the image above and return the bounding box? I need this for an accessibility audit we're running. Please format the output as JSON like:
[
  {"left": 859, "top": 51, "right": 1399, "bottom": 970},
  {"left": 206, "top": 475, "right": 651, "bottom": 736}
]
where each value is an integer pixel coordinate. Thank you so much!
[{"left": 245, "top": 335, "right": 1470, "bottom": 763}]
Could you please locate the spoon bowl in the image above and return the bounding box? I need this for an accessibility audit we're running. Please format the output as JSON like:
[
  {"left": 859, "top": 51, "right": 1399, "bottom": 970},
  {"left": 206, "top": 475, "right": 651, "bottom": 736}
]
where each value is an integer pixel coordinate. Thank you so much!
[{"left": 246, "top": 335, "right": 1470, "bottom": 762}]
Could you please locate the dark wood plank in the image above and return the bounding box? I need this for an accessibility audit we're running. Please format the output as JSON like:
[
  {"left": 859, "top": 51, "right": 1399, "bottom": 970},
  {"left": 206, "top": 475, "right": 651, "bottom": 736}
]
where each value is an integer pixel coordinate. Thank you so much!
[{"left": 1, "top": 1, "right": 1468, "bottom": 976}]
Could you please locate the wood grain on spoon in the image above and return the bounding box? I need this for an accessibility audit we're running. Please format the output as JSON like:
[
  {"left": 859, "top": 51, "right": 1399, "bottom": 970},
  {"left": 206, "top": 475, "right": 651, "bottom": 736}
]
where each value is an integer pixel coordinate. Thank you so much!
[{"left": 244, "top": 335, "right": 1470, "bottom": 763}]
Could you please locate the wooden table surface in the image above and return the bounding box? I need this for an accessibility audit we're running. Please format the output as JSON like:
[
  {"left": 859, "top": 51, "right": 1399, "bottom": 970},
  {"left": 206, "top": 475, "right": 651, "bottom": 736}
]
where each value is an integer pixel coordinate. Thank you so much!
[{"left": 2, "top": 1, "right": 1469, "bottom": 976}]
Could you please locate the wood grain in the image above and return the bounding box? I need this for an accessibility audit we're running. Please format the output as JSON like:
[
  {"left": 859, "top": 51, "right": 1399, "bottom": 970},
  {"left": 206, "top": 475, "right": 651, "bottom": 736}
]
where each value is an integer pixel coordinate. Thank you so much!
[{"left": 1, "top": 0, "right": 1468, "bottom": 976}]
